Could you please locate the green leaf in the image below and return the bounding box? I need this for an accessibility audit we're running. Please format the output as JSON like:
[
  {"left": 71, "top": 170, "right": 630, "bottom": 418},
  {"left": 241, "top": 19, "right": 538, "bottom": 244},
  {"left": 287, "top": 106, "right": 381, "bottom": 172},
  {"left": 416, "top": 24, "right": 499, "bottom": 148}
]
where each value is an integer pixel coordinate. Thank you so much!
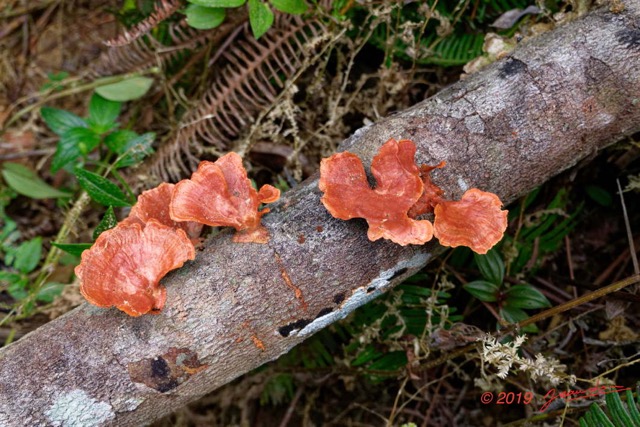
[
  {"left": 51, "top": 242, "right": 92, "bottom": 257},
  {"left": 586, "top": 185, "right": 613, "bottom": 207},
  {"left": 270, "top": 0, "right": 306, "bottom": 14},
  {"left": 7, "top": 277, "right": 29, "bottom": 301},
  {"left": 74, "top": 168, "right": 131, "bottom": 207},
  {"left": 500, "top": 306, "right": 529, "bottom": 324},
  {"left": 36, "top": 282, "right": 66, "bottom": 303},
  {"left": 248, "top": 0, "right": 274, "bottom": 39},
  {"left": 351, "top": 346, "right": 380, "bottom": 367},
  {"left": 474, "top": 248, "right": 505, "bottom": 285},
  {"left": 114, "top": 132, "right": 155, "bottom": 168},
  {"left": 464, "top": 280, "right": 499, "bottom": 302},
  {"left": 1, "top": 163, "right": 71, "bottom": 199},
  {"left": 95, "top": 76, "right": 154, "bottom": 102},
  {"left": 41, "top": 107, "right": 87, "bottom": 136},
  {"left": 185, "top": 5, "right": 226, "bottom": 29},
  {"left": 0, "top": 271, "right": 22, "bottom": 284},
  {"left": 104, "top": 130, "right": 138, "bottom": 153},
  {"left": 14, "top": 237, "right": 42, "bottom": 273},
  {"left": 504, "top": 284, "right": 551, "bottom": 309},
  {"left": 93, "top": 206, "right": 118, "bottom": 240},
  {"left": 51, "top": 133, "right": 82, "bottom": 173},
  {"left": 87, "top": 93, "right": 121, "bottom": 134},
  {"left": 63, "top": 127, "right": 101, "bottom": 157},
  {"left": 187, "top": 0, "right": 245, "bottom": 6}
]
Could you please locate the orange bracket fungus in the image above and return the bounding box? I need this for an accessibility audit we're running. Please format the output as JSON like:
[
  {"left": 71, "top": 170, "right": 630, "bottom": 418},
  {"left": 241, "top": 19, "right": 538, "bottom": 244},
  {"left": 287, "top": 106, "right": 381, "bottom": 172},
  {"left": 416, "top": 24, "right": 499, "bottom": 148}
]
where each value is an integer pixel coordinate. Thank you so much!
[
  {"left": 319, "top": 139, "right": 434, "bottom": 246},
  {"left": 319, "top": 138, "right": 508, "bottom": 253},
  {"left": 76, "top": 220, "right": 195, "bottom": 317},
  {"left": 121, "top": 182, "right": 203, "bottom": 244},
  {"left": 433, "top": 189, "right": 508, "bottom": 254},
  {"left": 170, "top": 153, "right": 281, "bottom": 243}
]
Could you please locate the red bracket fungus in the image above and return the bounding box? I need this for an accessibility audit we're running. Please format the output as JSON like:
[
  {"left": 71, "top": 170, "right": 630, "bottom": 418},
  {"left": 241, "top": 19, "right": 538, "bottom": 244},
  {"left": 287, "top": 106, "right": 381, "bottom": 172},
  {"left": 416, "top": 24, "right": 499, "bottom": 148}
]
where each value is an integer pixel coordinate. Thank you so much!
[
  {"left": 76, "top": 220, "right": 195, "bottom": 317},
  {"left": 121, "top": 182, "right": 203, "bottom": 244},
  {"left": 319, "top": 138, "right": 508, "bottom": 253},
  {"left": 169, "top": 153, "right": 281, "bottom": 244},
  {"left": 319, "top": 139, "right": 434, "bottom": 246}
]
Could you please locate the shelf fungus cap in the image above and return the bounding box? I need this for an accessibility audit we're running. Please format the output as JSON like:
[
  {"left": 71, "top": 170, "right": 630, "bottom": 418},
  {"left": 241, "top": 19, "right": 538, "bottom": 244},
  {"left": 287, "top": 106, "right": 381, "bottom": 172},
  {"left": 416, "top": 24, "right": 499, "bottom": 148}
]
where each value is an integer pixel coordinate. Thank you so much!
[
  {"left": 319, "top": 138, "right": 433, "bottom": 246},
  {"left": 122, "top": 182, "right": 203, "bottom": 243},
  {"left": 433, "top": 188, "right": 508, "bottom": 254},
  {"left": 75, "top": 220, "right": 196, "bottom": 316},
  {"left": 170, "top": 153, "right": 281, "bottom": 243}
]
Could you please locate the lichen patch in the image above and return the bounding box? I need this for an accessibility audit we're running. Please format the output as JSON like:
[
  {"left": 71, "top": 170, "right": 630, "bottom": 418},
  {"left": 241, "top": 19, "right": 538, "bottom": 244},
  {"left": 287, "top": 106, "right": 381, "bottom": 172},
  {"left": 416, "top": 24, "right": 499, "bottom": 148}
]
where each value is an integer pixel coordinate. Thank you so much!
[{"left": 45, "top": 389, "right": 115, "bottom": 427}]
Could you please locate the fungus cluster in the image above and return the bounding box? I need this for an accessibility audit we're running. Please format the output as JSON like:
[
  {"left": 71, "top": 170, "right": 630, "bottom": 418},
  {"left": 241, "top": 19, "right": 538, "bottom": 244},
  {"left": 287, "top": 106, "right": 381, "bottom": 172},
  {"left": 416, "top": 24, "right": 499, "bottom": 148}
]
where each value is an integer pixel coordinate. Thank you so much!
[
  {"left": 77, "top": 140, "right": 506, "bottom": 317},
  {"left": 76, "top": 153, "right": 280, "bottom": 316},
  {"left": 319, "top": 138, "right": 508, "bottom": 253}
]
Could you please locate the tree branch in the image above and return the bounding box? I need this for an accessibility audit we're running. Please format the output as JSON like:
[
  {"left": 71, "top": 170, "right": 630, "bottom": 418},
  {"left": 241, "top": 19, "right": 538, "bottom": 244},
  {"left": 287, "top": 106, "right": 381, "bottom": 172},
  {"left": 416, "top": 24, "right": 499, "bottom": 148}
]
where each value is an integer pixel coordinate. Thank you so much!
[{"left": 1, "top": 3, "right": 640, "bottom": 425}]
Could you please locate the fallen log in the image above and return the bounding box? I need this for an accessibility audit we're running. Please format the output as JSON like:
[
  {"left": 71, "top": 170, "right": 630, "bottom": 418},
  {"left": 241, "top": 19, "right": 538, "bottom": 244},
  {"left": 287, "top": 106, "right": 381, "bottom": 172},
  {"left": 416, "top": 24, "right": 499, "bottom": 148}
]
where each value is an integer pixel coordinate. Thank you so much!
[{"left": 1, "top": 2, "right": 639, "bottom": 425}]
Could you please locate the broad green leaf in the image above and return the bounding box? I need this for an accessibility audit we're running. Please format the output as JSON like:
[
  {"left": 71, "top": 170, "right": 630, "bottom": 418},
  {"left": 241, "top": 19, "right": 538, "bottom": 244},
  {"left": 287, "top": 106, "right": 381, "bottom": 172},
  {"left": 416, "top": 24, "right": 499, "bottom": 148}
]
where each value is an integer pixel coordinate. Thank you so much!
[
  {"left": 185, "top": 5, "right": 226, "bottom": 29},
  {"left": 114, "top": 132, "right": 155, "bottom": 168},
  {"left": 63, "top": 127, "right": 101, "bottom": 156},
  {"left": 270, "top": 0, "right": 306, "bottom": 14},
  {"left": 51, "top": 133, "right": 82, "bottom": 173},
  {"left": 104, "top": 130, "right": 138, "bottom": 154},
  {"left": 36, "top": 282, "right": 66, "bottom": 303},
  {"left": 248, "top": 0, "right": 274, "bottom": 39},
  {"left": 87, "top": 93, "right": 121, "bottom": 134},
  {"left": 187, "top": 0, "right": 245, "bottom": 6},
  {"left": 93, "top": 206, "right": 118, "bottom": 240},
  {"left": 464, "top": 280, "right": 499, "bottom": 302},
  {"left": 1, "top": 163, "right": 71, "bottom": 199},
  {"left": 0, "top": 271, "right": 22, "bottom": 284},
  {"left": 51, "top": 242, "right": 92, "bottom": 257},
  {"left": 74, "top": 168, "right": 131, "bottom": 207},
  {"left": 504, "top": 284, "right": 551, "bottom": 309},
  {"left": 500, "top": 306, "right": 537, "bottom": 332},
  {"left": 474, "top": 249, "right": 505, "bottom": 285},
  {"left": 7, "top": 277, "right": 29, "bottom": 301},
  {"left": 499, "top": 305, "right": 529, "bottom": 323},
  {"left": 14, "top": 237, "right": 42, "bottom": 273},
  {"left": 95, "top": 77, "right": 154, "bottom": 102},
  {"left": 41, "top": 107, "right": 86, "bottom": 136}
]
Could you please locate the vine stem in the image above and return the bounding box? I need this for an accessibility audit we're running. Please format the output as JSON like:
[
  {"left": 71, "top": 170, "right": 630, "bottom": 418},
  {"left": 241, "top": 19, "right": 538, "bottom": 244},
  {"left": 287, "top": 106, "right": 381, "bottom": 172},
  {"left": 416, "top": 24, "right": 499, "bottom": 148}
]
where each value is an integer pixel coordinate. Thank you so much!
[{"left": 0, "top": 191, "right": 90, "bottom": 326}]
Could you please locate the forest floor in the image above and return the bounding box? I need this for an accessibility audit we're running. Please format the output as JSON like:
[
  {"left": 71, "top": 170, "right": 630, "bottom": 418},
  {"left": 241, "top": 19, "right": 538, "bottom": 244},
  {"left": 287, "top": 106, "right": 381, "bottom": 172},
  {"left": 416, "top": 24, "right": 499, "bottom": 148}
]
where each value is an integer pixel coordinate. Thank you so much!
[{"left": 1, "top": 0, "right": 639, "bottom": 426}]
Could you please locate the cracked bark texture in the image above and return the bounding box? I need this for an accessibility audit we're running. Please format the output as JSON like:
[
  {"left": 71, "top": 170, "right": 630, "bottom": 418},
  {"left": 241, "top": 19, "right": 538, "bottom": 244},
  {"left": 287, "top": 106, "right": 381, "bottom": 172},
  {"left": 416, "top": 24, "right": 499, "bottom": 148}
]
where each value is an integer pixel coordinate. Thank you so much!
[{"left": 2, "top": 3, "right": 640, "bottom": 426}]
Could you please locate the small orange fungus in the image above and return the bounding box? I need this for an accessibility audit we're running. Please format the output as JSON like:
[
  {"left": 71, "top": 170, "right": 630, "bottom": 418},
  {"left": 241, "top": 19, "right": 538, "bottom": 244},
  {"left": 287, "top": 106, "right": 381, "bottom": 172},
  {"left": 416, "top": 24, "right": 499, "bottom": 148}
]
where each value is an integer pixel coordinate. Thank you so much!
[
  {"left": 170, "top": 153, "right": 281, "bottom": 243},
  {"left": 433, "top": 189, "right": 508, "bottom": 254}
]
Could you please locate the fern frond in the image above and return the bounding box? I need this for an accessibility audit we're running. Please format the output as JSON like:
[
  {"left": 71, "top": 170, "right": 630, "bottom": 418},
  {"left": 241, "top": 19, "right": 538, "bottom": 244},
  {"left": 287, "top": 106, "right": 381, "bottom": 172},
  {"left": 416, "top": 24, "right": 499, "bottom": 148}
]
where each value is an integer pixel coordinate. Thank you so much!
[
  {"left": 105, "top": 0, "right": 183, "bottom": 47},
  {"left": 147, "top": 14, "right": 329, "bottom": 182},
  {"left": 93, "top": 14, "right": 244, "bottom": 76}
]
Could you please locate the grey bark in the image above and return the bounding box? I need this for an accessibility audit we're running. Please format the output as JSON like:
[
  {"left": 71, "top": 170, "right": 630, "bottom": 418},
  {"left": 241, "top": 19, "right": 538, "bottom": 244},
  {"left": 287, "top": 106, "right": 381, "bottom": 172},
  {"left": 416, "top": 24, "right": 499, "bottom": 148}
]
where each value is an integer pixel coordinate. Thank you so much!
[{"left": 2, "top": 3, "right": 640, "bottom": 426}]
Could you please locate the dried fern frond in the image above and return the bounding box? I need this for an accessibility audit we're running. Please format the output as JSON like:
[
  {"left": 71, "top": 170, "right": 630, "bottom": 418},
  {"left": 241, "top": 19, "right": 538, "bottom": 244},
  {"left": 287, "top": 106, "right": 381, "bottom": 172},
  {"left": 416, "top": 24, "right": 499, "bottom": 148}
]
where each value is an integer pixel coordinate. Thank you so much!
[
  {"left": 94, "top": 14, "right": 245, "bottom": 76},
  {"left": 147, "top": 14, "right": 330, "bottom": 182},
  {"left": 105, "top": 0, "right": 183, "bottom": 47}
]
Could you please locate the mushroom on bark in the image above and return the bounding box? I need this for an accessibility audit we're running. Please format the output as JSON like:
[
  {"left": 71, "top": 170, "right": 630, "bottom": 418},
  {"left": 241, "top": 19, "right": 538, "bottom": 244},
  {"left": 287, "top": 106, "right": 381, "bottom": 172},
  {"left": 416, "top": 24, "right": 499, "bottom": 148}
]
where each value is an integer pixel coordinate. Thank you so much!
[
  {"left": 170, "top": 153, "right": 281, "bottom": 243},
  {"left": 76, "top": 220, "right": 196, "bottom": 317}
]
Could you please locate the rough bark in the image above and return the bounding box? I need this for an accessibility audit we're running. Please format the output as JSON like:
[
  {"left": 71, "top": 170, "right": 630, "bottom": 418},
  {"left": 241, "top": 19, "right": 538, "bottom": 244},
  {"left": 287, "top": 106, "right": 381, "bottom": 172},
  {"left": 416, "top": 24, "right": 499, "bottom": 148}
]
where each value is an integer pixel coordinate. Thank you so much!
[{"left": 2, "top": 3, "right": 640, "bottom": 426}]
